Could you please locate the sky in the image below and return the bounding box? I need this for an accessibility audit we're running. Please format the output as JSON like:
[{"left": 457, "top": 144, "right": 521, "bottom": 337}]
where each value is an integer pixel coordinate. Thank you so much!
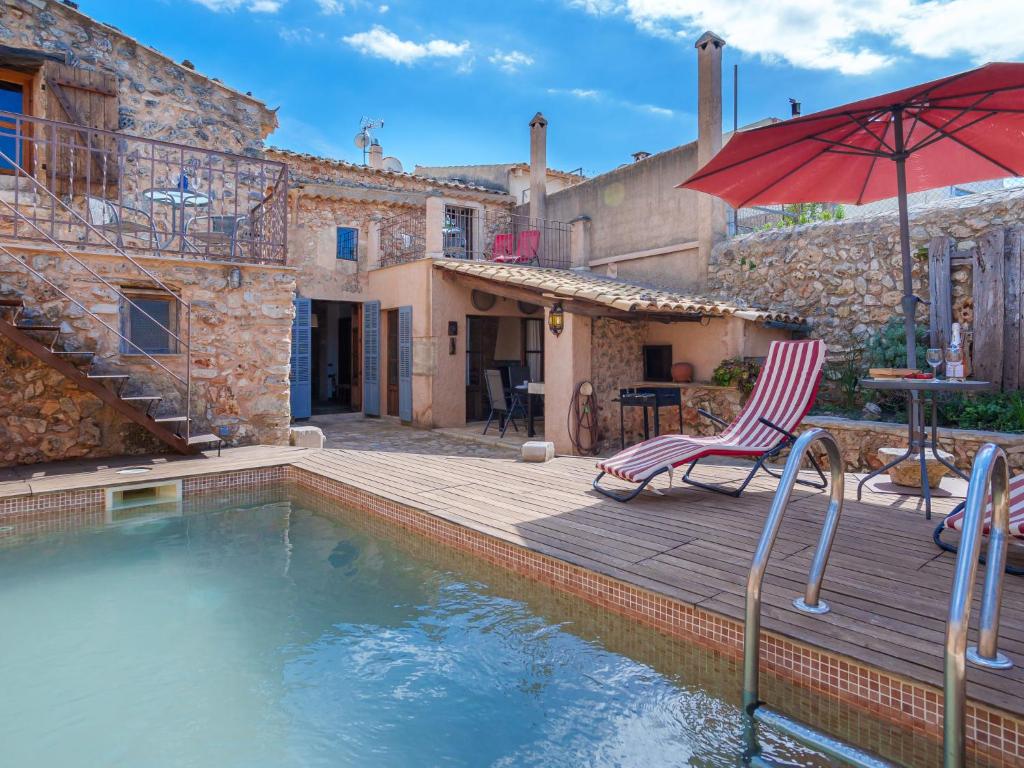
[{"left": 79, "top": 0, "right": 1024, "bottom": 177}]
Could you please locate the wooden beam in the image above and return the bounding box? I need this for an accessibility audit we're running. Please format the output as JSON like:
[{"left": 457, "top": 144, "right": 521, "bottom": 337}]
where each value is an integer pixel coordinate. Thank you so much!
[
  {"left": 928, "top": 235, "right": 952, "bottom": 350},
  {"left": 973, "top": 228, "right": 1004, "bottom": 387},
  {"left": 1004, "top": 226, "right": 1022, "bottom": 391}
]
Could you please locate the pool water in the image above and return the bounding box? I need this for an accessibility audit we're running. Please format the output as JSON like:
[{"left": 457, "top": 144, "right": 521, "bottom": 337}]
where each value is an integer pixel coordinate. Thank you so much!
[{"left": 0, "top": 489, "right": 908, "bottom": 767}]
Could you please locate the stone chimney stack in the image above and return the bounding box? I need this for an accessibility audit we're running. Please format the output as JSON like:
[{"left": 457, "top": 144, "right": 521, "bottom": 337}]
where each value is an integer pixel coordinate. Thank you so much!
[
  {"left": 528, "top": 112, "right": 547, "bottom": 221},
  {"left": 369, "top": 139, "right": 383, "bottom": 170},
  {"left": 694, "top": 31, "right": 727, "bottom": 290}
]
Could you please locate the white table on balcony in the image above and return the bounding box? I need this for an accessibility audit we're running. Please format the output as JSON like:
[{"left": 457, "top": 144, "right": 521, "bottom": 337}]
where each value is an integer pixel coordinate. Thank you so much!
[{"left": 143, "top": 187, "right": 211, "bottom": 251}]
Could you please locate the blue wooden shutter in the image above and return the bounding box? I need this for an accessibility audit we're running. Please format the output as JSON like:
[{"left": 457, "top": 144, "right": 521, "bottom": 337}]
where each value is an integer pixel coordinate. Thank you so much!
[
  {"left": 290, "top": 297, "right": 312, "bottom": 421},
  {"left": 363, "top": 300, "right": 381, "bottom": 417},
  {"left": 398, "top": 305, "right": 413, "bottom": 423}
]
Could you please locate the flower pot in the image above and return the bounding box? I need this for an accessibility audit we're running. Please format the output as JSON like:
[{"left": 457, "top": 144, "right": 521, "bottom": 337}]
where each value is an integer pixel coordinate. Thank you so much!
[{"left": 671, "top": 362, "right": 694, "bottom": 383}]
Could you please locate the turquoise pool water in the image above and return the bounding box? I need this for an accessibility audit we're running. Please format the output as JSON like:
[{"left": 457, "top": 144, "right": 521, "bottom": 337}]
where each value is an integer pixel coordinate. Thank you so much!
[{"left": 0, "top": 489, "right": 894, "bottom": 767}]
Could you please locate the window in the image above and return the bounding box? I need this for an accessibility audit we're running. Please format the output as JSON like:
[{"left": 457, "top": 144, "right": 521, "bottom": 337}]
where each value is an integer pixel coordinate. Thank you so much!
[
  {"left": 120, "top": 295, "right": 178, "bottom": 354},
  {"left": 643, "top": 345, "right": 673, "bottom": 382},
  {"left": 443, "top": 205, "right": 474, "bottom": 258},
  {"left": 523, "top": 318, "right": 544, "bottom": 382},
  {"left": 337, "top": 226, "right": 358, "bottom": 260}
]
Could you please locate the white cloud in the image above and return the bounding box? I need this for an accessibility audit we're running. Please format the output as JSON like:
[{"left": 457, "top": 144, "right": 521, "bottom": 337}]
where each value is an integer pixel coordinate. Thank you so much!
[
  {"left": 279, "top": 26, "right": 324, "bottom": 44},
  {"left": 547, "top": 87, "right": 677, "bottom": 117},
  {"left": 343, "top": 26, "right": 470, "bottom": 65},
  {"left": 379, "top": 4, "right": 390, "bottom": 12},
  {"left": 489, "top": 50, "right": 535, "bottom": 73},
  {"left": 566, "top": 0, "right": 1024, "bottom": 76},
  {"left": 191, "top": 0, "right": 284, "bottom": 11},
  {"left": 316, "top": 0, "right": 345, "bottom": 13}
]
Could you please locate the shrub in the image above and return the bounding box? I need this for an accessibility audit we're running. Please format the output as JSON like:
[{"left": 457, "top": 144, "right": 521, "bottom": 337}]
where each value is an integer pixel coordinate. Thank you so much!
[
  {"left": 863, "top": 317, "right": 929, "bottom": 370},
  {"left": 712, "top": 357, "right": 761, "bottom": 398},
  {"left": 939, "top": 392, "right": 1024, "bottom": 433}
]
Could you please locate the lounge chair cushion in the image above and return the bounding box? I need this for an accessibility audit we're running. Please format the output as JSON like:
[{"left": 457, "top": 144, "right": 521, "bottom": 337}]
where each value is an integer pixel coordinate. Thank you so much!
[
  {"left": 596, "top": 339, "right": 825, "bottom": 484},
  {"left": 943, "top": 473, "right": 1024, "bottom": 538}
]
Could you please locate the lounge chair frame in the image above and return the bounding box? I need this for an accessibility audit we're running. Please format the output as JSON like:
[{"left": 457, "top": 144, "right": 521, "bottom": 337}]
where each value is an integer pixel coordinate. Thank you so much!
[
  {"left": 593, "top": 410, "right": 827, "bottom": 502},
  {"left": 933, "top": 501, "right": 1024, "bottom": 575}
]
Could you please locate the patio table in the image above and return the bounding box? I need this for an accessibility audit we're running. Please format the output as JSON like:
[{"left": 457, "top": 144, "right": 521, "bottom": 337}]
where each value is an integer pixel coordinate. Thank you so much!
[
  {"left": 856, "top": 377, "right": 993, "bottom": 519},
  {"left": 515, "top": 381, "right": 544, "bottom": 438},
  {"left": 143, "top": 187, "right": 211, "bottom": 251}
]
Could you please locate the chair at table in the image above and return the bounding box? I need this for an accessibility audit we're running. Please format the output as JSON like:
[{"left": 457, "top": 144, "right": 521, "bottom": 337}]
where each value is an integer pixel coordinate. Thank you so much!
[
  {"left": 186, "top": 214, "right": 249, "bottom": 258},
  {"left": 86, "top": 196, "right": 157, "bottom": 248},
  {"left": 483, "top": 368, "right": 525, "bottom": 438}
]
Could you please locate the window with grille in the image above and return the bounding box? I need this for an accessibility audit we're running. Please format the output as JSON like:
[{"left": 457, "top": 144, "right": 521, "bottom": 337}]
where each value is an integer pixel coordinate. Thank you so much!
[
  {"left": 337, "top": 226, "right": 358, "bottom": 260},
  {"left": 120, "top": 295, "right": 178, "bottom": 354}
]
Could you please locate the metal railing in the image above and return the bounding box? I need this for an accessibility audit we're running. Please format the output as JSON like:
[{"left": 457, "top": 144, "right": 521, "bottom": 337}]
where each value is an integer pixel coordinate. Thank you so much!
[
  {"left": 0, "top": 110, "right": 287, "bottom": 263},
  {"left": 742, "top": 428, "right": 895, "bottom": 768},
  {"left": 0, "top": 147, "right": 193, "bottom": 440},
  {"left": 377, "top": 207, "right": 572, "bottom": 269},
  {"left": 943, "top": 442, "right": 1014, "bottom": 768},
  {"left": 378, "top": 209, "right": 427, "bottom": 268}
]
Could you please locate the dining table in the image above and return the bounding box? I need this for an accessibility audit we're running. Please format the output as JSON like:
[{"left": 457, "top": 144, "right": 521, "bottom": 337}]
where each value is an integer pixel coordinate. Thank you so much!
[
  {"left": 143, "top": 187, "right": 211, "bottom": 251},
  {"left": 856, "top": 377, "right": 993, "bottom": 518},
  {"left": 515, "top": 381, "right": 544, "bottom": 438}
]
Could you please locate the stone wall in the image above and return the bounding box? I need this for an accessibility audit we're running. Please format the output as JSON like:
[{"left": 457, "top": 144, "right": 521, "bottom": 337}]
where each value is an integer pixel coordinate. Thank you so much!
[
  {"left": 709, "top": 188, "right": 1024, "bottom": 349},
  {"left": 0, "top": 248, "right": 294, "bottom": 466},
  {"left": 0, "top": 0, "right": 276, "bottom": 154},
  {"left": 803, "top": 415, "right": 1024, "bottom": 474}
]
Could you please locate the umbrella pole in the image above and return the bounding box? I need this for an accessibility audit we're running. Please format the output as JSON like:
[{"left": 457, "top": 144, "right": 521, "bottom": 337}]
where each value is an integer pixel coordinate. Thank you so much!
[{"left": 893, "top": 109, "right": 918, "bottom": 370}]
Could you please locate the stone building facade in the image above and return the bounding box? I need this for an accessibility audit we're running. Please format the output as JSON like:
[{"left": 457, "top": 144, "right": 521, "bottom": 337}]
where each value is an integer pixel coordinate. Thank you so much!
[{"left": 0, "top": 0, "right": 290, "bottom": 467}]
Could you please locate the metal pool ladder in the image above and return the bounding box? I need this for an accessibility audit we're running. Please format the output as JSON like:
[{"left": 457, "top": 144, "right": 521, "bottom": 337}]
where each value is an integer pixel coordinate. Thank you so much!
[
  {"left": 742, "top": 428, "right": 895, "bottom": 768},
  {"left": 943, "top": 442, "right": 1014, "bottom": 767}
]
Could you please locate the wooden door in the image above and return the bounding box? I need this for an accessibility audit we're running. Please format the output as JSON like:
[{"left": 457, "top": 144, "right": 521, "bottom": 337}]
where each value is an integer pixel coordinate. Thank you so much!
[
  {"left": 398, "top": 306, "right": 413, "bottom": 423},
  {"left": 386, "top": 309, "right": 399, "bottom": 417},
  {"left": 362, "top": 301, "right": 380, "bottom": 416},
  {"left": 466, "top": 316, "right": 499, "bottom": 421},
  {"left": 41, "top": 61, "right": 119, "bottom": 197},
  {"left": 350, "top": 303, "right": 362, "bottom": 412},
  {"left": 0, "top": 68, "right": 34, "bottom": 174},
  {"left": 290, "top": 297, "right": 312, "bottom": 421}
]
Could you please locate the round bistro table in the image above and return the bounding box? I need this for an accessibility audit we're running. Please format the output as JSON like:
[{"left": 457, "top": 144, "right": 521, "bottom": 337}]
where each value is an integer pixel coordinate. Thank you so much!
[{"left": 856, "top": 377, "right": 993, "bottom": 519}]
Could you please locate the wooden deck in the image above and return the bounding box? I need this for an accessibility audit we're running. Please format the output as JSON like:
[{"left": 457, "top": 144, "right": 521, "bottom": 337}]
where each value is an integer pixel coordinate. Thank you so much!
[{"left": 1, "top": 419, "right": 1021, "bottom": 724}]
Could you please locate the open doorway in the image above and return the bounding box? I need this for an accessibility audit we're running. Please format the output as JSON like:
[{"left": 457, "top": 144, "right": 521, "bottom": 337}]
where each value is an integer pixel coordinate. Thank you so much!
[
  {"left": 310, "top": 300, "right": 361, "bottom": 414},
  {"left": 466, "top": 315, "right": 544, "bottom": 423}
]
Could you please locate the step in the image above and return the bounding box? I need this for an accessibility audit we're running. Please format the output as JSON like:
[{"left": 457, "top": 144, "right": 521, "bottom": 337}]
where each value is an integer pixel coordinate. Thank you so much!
[
  {"left": 15, "top": 324, "right": 61, "bottom": 332},
  {"left": 153, "top": 416, "right": 189, "bottom": 424},
  {"left": 187, "top": 433, "right": 222, "bottom": 447},
  {"left": 87, "top": 373, "right": 131, "bottom": 380},
  {"left": 0, "top": 297, "right": 24, "bottom": 307},
  {"left": 53, "top": 351, "right": 94, "bottom": 358},
  {"left": 120, "top": 395, "right": 163, "bottom": 402}
]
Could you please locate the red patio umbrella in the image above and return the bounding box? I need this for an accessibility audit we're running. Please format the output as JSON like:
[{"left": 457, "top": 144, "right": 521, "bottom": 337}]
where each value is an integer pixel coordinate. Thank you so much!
[{"left": 680, "top": 62, "right": 1024, "bottom": 368}]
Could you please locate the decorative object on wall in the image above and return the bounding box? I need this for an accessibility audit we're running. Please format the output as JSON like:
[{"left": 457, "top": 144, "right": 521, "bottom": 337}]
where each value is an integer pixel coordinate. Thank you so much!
[
  {"left": 471, "top": 290, "right": 496, "bottom": 311},
  {"left": 228, "top": 266, "right": 242, "bottom": 289},
  {"left": 449, "top": 337, "right": 457, "bottom": 355},
  {"left": 548, "top": 303, "right": 564, "bottom": 336},
  {"left": 517, "top": 301, "right": 541, "bottom": 315},
  {"left": 671, "top": 361, "right": 694, "bottom": 383},
  {"left": 447, "top": 321, "right": 458, "bottom": 336}
]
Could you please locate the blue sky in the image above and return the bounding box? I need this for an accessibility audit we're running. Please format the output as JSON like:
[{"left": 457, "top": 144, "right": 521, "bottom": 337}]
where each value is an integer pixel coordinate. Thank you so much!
[{"left": 80, "top": 0, "right": 1023, "bottom": 177}]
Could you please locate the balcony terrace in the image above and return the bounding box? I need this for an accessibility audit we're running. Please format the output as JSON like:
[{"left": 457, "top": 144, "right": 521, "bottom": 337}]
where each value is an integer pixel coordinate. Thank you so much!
[{"left": 0, "top": 110, "right": 287, "bottom": 264}]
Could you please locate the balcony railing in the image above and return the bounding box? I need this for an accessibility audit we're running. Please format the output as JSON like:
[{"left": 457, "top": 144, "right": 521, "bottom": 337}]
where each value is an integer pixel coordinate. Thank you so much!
[
  {"left": 0, "top": 110, "right": 287, "bottom": 264},
  {"left": 378, "top": 207, "right": 571, "bottom": 269}
]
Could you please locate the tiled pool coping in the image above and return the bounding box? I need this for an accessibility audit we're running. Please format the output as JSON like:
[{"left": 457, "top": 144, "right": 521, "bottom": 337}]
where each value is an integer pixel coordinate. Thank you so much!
[{"left": 2, "top": 462, "right": 1021, "bottom": 766}]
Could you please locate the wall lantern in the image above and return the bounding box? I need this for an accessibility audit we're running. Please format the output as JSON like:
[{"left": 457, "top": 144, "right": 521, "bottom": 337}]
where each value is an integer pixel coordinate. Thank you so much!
[
  {"left": 548, "top": 303, "right": 565, "bottom": 336},
  {"left": 228, "top": 266, "right": 243, "bottom": 289}
]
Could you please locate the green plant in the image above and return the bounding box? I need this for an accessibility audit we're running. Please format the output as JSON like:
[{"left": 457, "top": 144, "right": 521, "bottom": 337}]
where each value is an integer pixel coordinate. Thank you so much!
[
  {"left": 863, "top": 317, "right": 929, "bottom": 370},
  {"left": 939, "top": 392, "right": 1024, "bottom": 433},
  {"left": 712, "top": 357, "right": 761, "bottom": 397},
  {"left": 758, "top": 203, "right": 846, "bottom": 231},
  {"left": 822, "top": 349, "right": 865, "bottom": 411}
]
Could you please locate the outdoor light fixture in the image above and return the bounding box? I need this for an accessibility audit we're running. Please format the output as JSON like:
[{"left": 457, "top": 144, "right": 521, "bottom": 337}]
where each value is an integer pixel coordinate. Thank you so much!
[
  {"left": 228, "top": 266, "right": 242, "bottom": 289},
  {"left": 548, "top": 303, "right": 565, "bottom": 336}
]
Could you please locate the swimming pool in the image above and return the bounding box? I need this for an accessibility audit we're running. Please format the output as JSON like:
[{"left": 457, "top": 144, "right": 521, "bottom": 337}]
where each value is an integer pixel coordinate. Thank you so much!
[{"left": 0, "top": 487, "right": 941, "bottom": 767}]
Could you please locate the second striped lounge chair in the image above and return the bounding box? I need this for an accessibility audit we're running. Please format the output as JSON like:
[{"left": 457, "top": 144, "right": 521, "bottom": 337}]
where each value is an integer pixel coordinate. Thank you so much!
[
  {"left": 593, "top": 339, "right": 827, "bottom": 502},
  {"left": 934, "top": 473, "right": 1024, "bottom": 575}
]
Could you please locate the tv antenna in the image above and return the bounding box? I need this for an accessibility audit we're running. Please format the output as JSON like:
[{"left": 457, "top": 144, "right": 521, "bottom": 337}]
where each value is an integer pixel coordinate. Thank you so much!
[{"left": 353, "top": 117, "right": 384, "bottom": 165}]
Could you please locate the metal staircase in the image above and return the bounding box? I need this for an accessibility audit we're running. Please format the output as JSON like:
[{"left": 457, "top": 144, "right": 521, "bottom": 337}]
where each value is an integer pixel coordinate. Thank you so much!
[{"left": 0, "top": 148, "right": 217, "bottom": 454}]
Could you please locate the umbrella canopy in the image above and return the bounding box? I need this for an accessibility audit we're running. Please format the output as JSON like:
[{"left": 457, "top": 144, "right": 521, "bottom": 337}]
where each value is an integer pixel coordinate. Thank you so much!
[{"left": 679, "top": 62, "right": 1024, "bottom": 368}]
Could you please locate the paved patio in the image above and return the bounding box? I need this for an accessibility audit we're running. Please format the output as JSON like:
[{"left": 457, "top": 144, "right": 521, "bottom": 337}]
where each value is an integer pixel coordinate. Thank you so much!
[{"left": 1, "top": 415, "right": 1022, "bottom": 730}]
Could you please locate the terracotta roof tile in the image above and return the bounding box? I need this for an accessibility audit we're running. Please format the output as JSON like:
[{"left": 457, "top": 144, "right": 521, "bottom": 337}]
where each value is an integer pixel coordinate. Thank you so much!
[{"left": 433, "top": 261, "right": 805, "bottom": 324}]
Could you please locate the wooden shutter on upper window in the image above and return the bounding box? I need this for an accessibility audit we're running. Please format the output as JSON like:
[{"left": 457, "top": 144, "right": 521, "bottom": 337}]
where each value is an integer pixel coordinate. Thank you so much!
[{"left": 41, "top": 61, "right": 119, "bottom": 197}]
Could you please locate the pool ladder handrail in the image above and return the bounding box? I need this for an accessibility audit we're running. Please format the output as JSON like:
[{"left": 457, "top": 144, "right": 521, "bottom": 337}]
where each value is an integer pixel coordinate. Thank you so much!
[
  {"left": 944, "top": 442, "right": 1014, "bottom": 768},
  {"left": 742, "top": 428, "right": 895, "bottom": 768}
]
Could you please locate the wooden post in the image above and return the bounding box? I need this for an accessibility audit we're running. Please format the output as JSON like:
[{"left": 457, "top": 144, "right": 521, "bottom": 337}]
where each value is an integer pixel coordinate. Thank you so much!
[
  {"left": 973, "top": 228, "right": 1005, "bottom": 387},
  {"left": 1003, "top": 226, "right": 1023, "bottom": 391},
  {"left": 928, "top": 235, "right": 952, "bottom": 350}
]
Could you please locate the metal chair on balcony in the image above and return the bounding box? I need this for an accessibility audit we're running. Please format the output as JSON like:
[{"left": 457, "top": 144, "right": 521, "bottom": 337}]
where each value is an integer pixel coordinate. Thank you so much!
[
  {"left": 492, "top": 230, "right": 540, "bottom": 265},
  {"left": 185, "top": 214, "right": 249, "bottom": 259},
  {"left": 86, "top": 196, "right": 158, "bottom": 249},
  {"left": 491, "top": 233, "right": 515, "bottom": 262}
]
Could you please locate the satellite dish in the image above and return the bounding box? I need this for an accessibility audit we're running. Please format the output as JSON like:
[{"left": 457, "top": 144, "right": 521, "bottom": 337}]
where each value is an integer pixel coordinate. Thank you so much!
[
  {"left": 353, "top": 131, "right": 370, "bottom": 150},
  {"left": 382, "top": 156, "right": 403, "bottom": 173}
]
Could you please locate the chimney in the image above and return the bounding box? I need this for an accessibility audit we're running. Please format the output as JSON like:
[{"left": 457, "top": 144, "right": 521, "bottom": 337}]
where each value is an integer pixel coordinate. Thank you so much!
[
  {"left": 369, "top": 139, "right": 383, "bottom": 170},
  {"left": 690, "top": 31, "right": 727, "bottom": 291},
  {"left": 528, "top": 112, "right": 547, "bottom": 222},
  {"left": 789, "top": 98, "right": 801, "bottom": 117}
]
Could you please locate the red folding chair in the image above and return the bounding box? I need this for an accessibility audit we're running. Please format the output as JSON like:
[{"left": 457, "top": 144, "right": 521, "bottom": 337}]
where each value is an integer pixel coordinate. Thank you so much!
[{"left": 491, "top": 233, "right": 516, "bottom": 263}]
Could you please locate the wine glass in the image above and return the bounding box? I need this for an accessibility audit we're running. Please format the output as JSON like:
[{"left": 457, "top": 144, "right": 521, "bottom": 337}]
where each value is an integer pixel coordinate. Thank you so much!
[{"left": 926, "top": 348, "right": 943, "bottom": 381}]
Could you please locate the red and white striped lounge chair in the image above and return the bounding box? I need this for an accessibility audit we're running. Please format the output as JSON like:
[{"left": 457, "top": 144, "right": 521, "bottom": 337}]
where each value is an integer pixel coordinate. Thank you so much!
[
  {"left": 934, "top": 473, "right": 1024, "bottom": 575},
  {"left": 594, "top": 339, "right": 827, "bottom": 502}
]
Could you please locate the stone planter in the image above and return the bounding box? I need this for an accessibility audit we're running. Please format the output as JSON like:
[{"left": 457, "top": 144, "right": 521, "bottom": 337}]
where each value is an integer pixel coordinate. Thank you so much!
[{"left": 877, "top": 447, "right": 953, "bottom": 488}]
